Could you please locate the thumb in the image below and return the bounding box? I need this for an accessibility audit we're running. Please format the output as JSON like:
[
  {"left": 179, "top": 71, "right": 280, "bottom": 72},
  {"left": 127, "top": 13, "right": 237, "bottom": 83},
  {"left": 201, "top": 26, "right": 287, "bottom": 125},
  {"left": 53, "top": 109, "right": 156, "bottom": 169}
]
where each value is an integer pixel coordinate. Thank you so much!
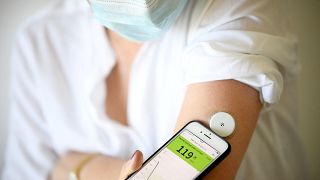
[
  {"left": 119, "top": 150, "right": 143, "bottom": 180},
  {"left": 128, "top": 150, "right": 143, "bottom": 173}
]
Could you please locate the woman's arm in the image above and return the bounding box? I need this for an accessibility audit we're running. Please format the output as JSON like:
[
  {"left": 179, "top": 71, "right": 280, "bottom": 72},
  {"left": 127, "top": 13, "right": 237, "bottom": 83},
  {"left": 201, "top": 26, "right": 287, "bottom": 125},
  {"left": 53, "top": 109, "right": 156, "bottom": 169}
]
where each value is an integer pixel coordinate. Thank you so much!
[
  {"left": 51, "top": 152, "right": 124, "bottom": 180},
  {"left": 51, "top": 150, "right": 144, "bottom": 180},
  {"left": 174, "top": 80, "right": 262, "bottom": 180}
]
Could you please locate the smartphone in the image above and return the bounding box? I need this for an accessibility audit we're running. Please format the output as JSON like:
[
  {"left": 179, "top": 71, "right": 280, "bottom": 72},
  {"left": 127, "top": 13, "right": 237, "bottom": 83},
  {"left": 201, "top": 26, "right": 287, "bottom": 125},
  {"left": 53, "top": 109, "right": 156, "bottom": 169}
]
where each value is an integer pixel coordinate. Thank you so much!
[{"left": 126, "top": 121, "right": 231, "bottom": 180}]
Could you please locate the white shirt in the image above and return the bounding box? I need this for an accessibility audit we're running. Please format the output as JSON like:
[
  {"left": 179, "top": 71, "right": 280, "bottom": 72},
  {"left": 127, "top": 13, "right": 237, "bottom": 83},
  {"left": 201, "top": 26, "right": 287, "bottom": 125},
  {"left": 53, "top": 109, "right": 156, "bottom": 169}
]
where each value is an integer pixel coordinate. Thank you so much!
[{"left": 2, "top": 0, "right": 308, "bottom": 179}]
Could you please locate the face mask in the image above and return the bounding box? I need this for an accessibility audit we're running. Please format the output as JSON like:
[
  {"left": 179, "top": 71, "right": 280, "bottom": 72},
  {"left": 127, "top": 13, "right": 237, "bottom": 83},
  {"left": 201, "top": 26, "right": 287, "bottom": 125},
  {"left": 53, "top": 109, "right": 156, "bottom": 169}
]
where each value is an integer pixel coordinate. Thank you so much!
[{"left": 89, "top": 0, "right": 189, "bottom": 42}]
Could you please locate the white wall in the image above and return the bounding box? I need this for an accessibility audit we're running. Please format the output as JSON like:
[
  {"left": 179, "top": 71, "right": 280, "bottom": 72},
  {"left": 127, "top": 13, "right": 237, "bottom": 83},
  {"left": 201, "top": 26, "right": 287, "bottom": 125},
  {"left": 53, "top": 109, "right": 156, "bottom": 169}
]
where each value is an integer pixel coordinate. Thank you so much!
[
  {"left": 289, "top": 1, "right": 320, "bottom": 179},
  {"left": 0, "top": 0, "right": 319, "bottom": 179}
]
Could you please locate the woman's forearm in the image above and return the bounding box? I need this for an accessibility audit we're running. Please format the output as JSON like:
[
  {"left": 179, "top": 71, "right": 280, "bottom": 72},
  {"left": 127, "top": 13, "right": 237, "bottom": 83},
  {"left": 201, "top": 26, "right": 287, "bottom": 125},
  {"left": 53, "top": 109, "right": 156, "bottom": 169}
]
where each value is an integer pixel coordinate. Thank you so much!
[{"left": 51, "top": 152, "right": 125, "bottom": 180}]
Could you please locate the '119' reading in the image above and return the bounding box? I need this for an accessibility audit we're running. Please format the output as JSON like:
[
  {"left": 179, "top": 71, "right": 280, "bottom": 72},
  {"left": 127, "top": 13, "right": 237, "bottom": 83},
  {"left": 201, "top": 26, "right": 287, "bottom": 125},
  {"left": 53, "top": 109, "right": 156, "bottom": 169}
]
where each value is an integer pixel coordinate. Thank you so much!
[{"left": 176, "top": 146, "right": 193, "bottom": 159}]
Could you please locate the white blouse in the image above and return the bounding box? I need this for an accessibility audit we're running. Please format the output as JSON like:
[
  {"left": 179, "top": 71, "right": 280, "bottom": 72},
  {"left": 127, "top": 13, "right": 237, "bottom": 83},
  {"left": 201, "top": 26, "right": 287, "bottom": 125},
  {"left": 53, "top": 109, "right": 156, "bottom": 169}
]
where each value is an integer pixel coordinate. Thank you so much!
[{"left": 2, "top": 0, "right": 308, "bottom": 179}]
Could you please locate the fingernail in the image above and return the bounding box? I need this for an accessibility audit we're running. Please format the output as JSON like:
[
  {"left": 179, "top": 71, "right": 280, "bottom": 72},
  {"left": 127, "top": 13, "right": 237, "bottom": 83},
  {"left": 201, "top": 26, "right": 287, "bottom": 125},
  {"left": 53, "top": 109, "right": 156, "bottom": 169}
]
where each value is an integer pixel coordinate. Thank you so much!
[{"left": 131, "top": 150, "right": 137, "bottom": 159}]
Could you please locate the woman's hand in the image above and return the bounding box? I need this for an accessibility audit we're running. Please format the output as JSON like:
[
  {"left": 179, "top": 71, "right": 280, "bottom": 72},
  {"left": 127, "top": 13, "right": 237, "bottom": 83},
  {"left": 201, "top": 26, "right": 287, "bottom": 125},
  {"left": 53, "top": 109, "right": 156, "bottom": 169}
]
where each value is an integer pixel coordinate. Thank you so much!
[
  {"left": 51, "top": 151, "right": 143, "bottom": 180},
  {"left": 119, "top": 150, "right": 144, "bottom": 180}
]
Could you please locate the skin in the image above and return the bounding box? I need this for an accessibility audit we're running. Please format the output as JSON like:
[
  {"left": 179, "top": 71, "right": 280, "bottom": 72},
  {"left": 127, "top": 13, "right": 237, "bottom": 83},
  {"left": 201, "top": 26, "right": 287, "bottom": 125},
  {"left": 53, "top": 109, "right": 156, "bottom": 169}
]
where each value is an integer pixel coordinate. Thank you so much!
[{"left": 51, "top": 28, "right": 261, "bottom": 180}]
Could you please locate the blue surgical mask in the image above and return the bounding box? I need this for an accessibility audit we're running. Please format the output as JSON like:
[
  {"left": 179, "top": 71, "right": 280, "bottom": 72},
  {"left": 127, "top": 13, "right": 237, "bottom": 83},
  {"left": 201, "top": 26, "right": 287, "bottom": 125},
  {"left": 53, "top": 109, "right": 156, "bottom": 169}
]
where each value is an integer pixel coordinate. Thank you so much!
[{"left": 89, "top": 0, "right": 188, "bottom": 42}]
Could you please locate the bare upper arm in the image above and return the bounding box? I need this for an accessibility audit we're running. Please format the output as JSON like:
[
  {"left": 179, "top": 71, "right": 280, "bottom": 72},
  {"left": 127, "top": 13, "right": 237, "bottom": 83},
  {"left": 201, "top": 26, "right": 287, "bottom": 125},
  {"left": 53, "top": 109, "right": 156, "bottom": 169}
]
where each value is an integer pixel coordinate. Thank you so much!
[{"left": 174, "top": 80, "right": 262, "bottom": 179}]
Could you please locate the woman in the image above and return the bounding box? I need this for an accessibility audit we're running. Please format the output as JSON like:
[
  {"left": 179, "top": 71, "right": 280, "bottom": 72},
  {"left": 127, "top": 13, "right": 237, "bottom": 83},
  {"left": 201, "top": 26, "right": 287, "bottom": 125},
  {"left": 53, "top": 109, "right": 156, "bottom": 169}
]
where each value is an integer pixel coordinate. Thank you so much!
[{"left": 2, "top": 0, "right": 308, "bottom": 179}]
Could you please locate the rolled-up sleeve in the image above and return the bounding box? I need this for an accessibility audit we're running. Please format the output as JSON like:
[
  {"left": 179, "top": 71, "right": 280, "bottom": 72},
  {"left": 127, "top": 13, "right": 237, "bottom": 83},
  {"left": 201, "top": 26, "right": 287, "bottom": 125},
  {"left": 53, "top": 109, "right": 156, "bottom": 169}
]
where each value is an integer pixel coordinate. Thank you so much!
[
  {"left": 182, "top": 0, "right": 298, "bottom": 105},
  {"left": 2, "top": 24, "right": 57, "bottom": 180}
]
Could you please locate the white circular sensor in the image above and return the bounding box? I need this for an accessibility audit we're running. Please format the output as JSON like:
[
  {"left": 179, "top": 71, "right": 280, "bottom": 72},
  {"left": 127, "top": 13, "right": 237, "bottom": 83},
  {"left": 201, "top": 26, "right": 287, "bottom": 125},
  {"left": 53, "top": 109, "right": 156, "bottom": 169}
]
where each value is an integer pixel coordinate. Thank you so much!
[{"left": 209, "top": 112, "right": 235, "bottom": 137}]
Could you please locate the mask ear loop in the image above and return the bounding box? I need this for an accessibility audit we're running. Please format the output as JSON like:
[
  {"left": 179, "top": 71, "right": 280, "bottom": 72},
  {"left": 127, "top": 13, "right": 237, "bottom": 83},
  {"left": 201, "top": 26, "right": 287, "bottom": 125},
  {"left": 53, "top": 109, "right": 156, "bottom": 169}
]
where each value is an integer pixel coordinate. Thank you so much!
[{"left": 209, "top": 112, "right": 235, "bottom": 138}]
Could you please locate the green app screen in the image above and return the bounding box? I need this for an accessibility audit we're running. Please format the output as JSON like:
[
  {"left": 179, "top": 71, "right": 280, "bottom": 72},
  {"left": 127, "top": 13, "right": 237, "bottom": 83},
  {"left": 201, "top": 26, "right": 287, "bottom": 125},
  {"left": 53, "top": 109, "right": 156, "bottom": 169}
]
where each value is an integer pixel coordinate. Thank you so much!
[{"left": 167, "top": 134, "right": 214, "bottom": 171}]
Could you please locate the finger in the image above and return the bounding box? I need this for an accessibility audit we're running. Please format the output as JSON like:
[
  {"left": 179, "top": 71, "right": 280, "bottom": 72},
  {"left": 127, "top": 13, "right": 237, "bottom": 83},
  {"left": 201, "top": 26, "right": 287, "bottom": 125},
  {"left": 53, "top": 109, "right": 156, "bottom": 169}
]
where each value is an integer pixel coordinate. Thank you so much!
[
  {"left": 119, "top": 150, "right": 143, "bottom": 180},
  {"left": 128, "top": 150, "right": 143, "bottom": 173}
]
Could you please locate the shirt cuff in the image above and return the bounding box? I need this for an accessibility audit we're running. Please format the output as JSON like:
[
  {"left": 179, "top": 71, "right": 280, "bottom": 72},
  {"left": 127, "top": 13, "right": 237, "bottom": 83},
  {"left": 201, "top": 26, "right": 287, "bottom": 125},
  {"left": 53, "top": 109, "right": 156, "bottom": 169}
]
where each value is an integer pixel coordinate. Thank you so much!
[{"left": 182, "top": 42, "right": 283, "bottom": 105}]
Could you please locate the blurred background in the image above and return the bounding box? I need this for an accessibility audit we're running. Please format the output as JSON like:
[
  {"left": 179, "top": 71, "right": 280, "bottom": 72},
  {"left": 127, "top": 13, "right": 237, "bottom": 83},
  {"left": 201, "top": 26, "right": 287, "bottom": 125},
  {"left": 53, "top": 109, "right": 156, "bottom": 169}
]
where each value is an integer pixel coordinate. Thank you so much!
[{"left": 0, "top": 0, "right": 319, "bottom": 179}]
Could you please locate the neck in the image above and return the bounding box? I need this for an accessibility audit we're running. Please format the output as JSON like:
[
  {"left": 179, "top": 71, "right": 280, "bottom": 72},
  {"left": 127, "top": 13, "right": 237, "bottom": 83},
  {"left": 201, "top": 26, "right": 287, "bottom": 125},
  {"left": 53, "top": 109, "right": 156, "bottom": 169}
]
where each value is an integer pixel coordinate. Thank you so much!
[
  {"left": 107, "top": 29, "right": 143, "bottom": 64},
  {"left": 106, "top": 28, "right": 143, "bottom": 77}
]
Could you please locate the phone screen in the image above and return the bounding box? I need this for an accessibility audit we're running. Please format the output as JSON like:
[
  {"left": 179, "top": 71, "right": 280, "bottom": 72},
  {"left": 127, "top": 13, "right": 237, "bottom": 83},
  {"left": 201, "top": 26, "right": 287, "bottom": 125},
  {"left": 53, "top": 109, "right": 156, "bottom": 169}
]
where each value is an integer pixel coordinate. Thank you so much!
[{"left": 129, "top": 129, "right": 224, "bottom": 180}]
